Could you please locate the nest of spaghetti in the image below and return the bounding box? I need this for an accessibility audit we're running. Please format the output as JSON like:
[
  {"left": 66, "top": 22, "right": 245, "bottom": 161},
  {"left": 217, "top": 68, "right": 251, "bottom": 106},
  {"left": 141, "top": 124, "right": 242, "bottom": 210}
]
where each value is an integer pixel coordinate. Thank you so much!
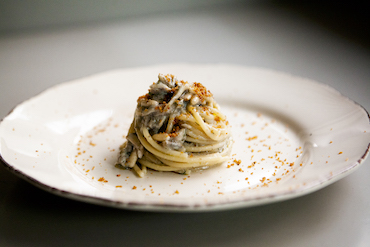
[{"left": 116, "top": 73, "right": 232, "bottom": 177}]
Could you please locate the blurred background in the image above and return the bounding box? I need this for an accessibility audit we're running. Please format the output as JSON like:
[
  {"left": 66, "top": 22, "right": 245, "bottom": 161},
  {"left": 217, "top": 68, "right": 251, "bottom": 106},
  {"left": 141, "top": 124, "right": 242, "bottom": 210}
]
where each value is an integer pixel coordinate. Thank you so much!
[
  {"left": 0, "top": 0, "right": 368, "bottom": 39},
  {"left": 0, "top": 1, "right": 369, "bottom": 247},
  {"left": 0, "top": 1, "right": 369, "bottom": 118}
]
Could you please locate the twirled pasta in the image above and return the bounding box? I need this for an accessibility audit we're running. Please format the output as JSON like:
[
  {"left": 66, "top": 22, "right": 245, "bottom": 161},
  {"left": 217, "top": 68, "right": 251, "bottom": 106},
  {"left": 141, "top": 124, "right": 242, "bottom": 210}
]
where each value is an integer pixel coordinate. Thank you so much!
[{"left": 116, "top": 74, "right": 232, "bottom": 177}]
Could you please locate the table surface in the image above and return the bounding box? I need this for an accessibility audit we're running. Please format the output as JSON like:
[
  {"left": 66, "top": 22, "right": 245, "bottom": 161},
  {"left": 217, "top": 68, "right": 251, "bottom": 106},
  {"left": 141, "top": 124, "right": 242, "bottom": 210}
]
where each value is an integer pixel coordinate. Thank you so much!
[{"left": 1, "top": 3, "right": 369, "bottom": 247}]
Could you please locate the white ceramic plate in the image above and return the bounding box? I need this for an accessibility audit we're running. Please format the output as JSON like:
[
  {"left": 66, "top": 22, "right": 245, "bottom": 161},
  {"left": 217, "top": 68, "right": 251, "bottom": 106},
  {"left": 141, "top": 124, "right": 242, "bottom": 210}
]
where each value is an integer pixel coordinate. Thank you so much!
[{"left": 1, "top": 64, "right": 369, "bottom": 212}]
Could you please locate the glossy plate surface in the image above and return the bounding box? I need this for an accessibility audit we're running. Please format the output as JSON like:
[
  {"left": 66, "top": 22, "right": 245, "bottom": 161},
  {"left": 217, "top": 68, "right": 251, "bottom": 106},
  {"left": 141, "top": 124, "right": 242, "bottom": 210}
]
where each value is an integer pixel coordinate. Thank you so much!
[{"left": 1, "top": 64, "right": 369, "bottom": 212}]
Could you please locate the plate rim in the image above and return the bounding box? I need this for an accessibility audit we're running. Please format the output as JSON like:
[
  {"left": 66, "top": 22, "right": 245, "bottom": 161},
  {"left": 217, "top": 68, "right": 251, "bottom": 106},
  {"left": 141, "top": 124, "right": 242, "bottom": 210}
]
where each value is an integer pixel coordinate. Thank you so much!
[
  {"left": 1, "top": 152, "right": 367, "bottom": 212},
  {"left": 1, "top": 63, "right": 369, "bottom": 212}
]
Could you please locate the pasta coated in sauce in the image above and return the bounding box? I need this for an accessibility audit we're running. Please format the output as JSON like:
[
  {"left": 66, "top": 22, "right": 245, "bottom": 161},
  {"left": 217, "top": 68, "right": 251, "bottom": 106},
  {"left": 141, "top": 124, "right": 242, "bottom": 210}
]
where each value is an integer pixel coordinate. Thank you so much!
[{"left": 116, "top": 74, "right": 232, "bottom": 177}]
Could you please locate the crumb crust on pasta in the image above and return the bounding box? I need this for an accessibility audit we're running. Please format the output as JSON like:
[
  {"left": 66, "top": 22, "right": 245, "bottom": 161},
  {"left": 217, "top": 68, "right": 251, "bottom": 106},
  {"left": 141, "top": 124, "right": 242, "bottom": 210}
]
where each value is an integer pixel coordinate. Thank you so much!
[{"left": 116, "top": 74, "right": 232, "bottom": 177}]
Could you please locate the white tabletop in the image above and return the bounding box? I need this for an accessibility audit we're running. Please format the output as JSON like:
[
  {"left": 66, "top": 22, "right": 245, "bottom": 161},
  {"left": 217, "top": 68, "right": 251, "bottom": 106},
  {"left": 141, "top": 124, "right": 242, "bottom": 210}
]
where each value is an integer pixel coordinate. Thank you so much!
[{"left": 1, "top": 3, "right": 369, "bottom": 247}]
